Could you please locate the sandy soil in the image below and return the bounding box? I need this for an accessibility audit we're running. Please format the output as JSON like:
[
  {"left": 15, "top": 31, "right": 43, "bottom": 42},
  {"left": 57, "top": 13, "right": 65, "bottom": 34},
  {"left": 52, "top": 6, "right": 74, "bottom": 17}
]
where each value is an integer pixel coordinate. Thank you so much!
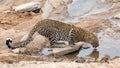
[
  {"left": 0, "top": 59, "right": 120, "bottom": 68},
  {"left": 0, "top": 12, "right": 120, "bottom": 67},
  {"left": 0, "top": 0, "right": 120, "bottom": 68}
]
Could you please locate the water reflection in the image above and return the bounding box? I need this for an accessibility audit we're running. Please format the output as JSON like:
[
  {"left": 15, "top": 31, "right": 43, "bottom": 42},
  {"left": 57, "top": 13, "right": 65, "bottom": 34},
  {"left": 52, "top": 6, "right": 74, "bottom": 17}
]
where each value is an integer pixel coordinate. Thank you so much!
[{"left": 88, "top": 49, "right": 99, "bottom": 61}]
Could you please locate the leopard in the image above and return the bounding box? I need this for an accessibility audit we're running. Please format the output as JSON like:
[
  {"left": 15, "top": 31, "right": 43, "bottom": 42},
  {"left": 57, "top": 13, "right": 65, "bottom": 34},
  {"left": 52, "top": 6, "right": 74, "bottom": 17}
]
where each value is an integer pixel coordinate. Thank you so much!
[{"left": 6, "top": 19, "right": 99, "bottom": 49}]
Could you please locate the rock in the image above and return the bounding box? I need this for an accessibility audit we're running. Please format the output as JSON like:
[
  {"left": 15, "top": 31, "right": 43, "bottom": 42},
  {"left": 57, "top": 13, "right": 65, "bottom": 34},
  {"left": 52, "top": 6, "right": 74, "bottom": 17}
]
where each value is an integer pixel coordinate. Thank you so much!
[
  {"left": 111, "top": 56, "right": 120, "bottom": 60},
  {"left": 112, "top": 13, "right": 120, "bottom": 19},
  {"left": 75, "top": 57, "right": 85, "bottom": 63},
  {"left": 63, "top": 0, "right": 73, "bottom": 5},
  {"left": 3, "top": 10, "right": 13, "bottom": 14},
  {"left": 100, "top": 54, "right": 110, "bottom": 63},
  {"left": 48, "top": 0, "right": 64, "bottom": 8},
  {"left": 13, "top": 1, "right": 41, "bottom": 13},
  {"left": 41, "top": 0, "right": 64, "bottom": 19},
  {"left": 0, "top": 20, "right": 11, "bottom": 24},
  {"left": 52, "top": 43, "right": 84, "bottom": 56},
  {"left": 42, "top": 0, "right": 53, "bottom": 19},
  {"left": 68, "top": 0, "right": 97, "bottom": 17}
]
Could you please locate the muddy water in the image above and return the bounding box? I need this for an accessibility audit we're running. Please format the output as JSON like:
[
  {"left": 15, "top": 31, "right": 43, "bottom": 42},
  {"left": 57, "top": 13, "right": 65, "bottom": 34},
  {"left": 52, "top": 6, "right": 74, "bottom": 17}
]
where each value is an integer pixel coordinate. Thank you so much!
[{"left": 97, "top": 31, "right": 120, "bottom": 58}]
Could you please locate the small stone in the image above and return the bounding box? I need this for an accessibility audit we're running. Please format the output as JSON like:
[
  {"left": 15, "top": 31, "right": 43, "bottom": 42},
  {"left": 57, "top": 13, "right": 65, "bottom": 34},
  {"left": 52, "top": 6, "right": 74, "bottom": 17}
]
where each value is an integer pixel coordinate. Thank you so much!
[
  {"left": 112, "top": 13, "right": 120, "bottom": 19},
  {"left": 100, "top": 54, "right": 110, "bottom": 63},
  {"left": 0, "top": 20, "right": 10, "bottom": 24},
  {"left": 75, "top": 57, "right": 85, "bottom": 63},
  {"left": 15, "top": 30, "right": 21, "bottom": 33},
  {"left": 111, "top": 56, "right": 120, "bottom": 60},
  {"left": 3, "top": 10, "right": 13, "bottom": 14}
]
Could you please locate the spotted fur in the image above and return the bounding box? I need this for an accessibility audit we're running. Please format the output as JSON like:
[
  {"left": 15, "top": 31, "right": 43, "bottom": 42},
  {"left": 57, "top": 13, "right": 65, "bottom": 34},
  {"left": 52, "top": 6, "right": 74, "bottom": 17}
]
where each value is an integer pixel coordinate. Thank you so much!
[{"left": 7, "top": 19, "right": 99, "bottom": 49}]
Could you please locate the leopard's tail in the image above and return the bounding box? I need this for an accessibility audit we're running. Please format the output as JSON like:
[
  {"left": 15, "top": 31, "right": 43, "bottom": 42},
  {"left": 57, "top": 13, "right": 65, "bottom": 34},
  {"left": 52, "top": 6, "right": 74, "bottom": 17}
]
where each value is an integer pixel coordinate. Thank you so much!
[{"left": 7, "top": 23, "right": 39, "bottom": 49}]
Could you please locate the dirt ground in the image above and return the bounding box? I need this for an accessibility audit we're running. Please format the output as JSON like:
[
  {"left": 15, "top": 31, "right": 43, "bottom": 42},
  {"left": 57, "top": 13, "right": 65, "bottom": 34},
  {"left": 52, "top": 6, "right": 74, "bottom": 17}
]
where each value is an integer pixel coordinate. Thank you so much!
[
  {"left": 0, "top": 0, "right": 120, "bottom": 68},
  {"left": 0, "top": 12, "right": 120, "bottom": 67}
]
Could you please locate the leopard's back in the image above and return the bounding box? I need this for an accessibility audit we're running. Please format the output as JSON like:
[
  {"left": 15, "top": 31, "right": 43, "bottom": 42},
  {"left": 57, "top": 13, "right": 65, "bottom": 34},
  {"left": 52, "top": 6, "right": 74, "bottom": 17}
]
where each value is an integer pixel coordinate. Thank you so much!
[{"left": 36, "top": 19, "right": 76, "bottom": 45}]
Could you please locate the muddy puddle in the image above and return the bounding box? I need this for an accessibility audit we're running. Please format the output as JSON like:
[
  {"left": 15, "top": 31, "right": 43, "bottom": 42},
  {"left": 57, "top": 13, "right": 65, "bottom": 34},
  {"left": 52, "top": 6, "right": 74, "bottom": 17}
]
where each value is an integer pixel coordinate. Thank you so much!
[{"left": 97, "top": 31, "right": 120, "bottom": 58}]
